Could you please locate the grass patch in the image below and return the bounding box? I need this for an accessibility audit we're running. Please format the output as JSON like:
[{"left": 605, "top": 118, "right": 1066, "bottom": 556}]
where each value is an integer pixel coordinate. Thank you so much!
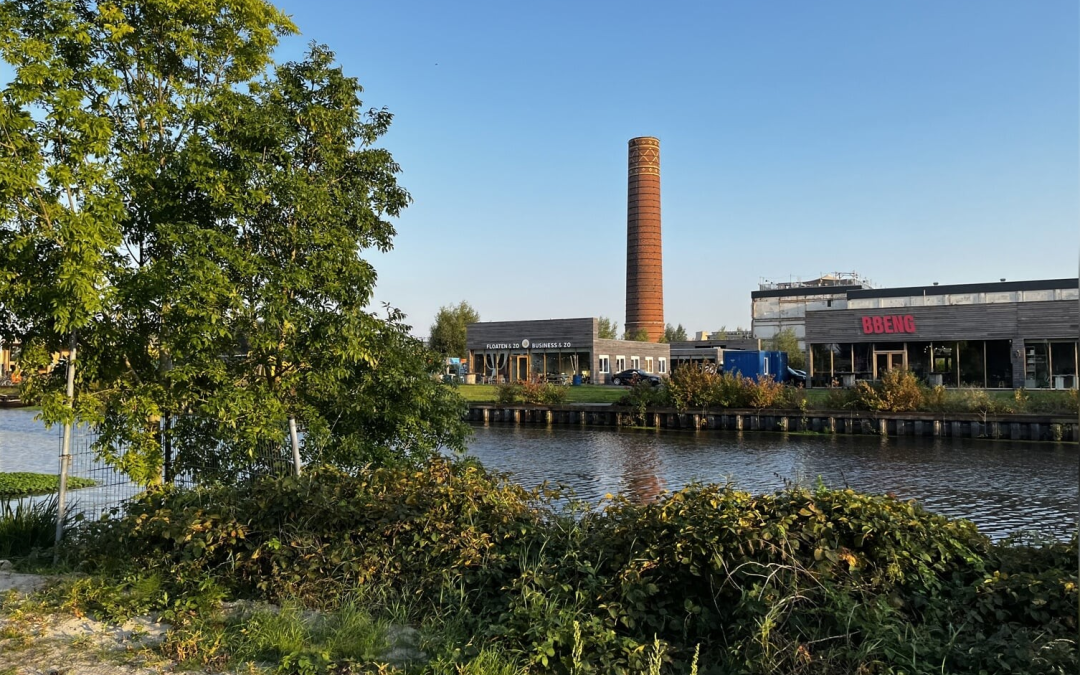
[
  {"left": 0, "top": 472, "right": 96, "bottom": 498},
  {"left": 454, "top": 384, "right": 626, "bottom": 404}
]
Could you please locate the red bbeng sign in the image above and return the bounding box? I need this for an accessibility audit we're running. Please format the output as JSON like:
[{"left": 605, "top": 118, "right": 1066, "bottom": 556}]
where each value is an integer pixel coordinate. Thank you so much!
[{"left": 861, "top": 315, "right": 916, "bottom": 335}]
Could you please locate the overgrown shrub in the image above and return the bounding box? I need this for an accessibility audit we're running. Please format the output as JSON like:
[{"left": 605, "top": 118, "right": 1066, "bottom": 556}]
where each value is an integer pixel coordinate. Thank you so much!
[
  {"left": 73, "top": 461, "right": 1077, "bottom": 675},
  {"left": 0, "top": 472, "right": 95, "bottom": 498},
  {"left": 853, "top": 369, "right": 923, "bottom": 412},
  {"left": 495, "top": 381, "right": 568, "bottom": 405}
]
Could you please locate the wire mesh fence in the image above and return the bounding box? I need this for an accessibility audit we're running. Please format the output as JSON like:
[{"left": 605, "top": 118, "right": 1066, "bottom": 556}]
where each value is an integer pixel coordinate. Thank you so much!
[{"left": 55, "top": 418, "right": 305, "bottom": 539}]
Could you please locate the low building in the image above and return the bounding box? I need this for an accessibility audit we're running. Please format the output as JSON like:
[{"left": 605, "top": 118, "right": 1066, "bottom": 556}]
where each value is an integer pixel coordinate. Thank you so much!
[
  {"left": 466, "top": 318, "right": 670, "bottom": 384},
  {"left": 668, "top": 336, "right": 760, "bottom": 371},
  {"left": 804, "top": 278, "right": 1079, "bottom": 389}
]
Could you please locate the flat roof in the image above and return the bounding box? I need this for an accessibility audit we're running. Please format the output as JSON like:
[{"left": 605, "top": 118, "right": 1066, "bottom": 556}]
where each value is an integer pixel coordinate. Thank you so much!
[
  {"left": 751, "top": 285, "right": 863, "bottom": 300},
  {"left": 848, "top": 278, "right": 1077, "bottom": 300}
]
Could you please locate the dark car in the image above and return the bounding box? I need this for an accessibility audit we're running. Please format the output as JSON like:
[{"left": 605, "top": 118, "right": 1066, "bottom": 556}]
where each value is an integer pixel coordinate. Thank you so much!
[
  {"left": 611, "top": 369, "right": 661, "bottom": 386},
  {"left": 787, "top": 367, "right": 807, "bottom": 386}
]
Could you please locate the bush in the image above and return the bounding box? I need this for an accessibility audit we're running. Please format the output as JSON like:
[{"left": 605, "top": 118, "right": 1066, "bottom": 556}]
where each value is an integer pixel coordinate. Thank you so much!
[
  {"left": 70, "top": 463, "right": 1077, "bottom": 675},
  {"left": 852, "top": 369, "right": 923, "bottom": 412},
  {"left": 495, "top": 381, "right": 568, "bottom": 405},
  {"left": 0, "top": 472, "right": 96, "bottom": 498}
]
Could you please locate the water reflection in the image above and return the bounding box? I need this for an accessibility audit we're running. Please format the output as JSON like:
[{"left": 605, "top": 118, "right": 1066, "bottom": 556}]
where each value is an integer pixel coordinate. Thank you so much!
[{"left": 464, "top": 424, "right": 1079, "bottom": 541}]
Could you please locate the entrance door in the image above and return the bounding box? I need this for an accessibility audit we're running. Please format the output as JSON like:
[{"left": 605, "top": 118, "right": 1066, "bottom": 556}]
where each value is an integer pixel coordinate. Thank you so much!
[
  {"left": 874, "top": 351, "right": 905, "bottom": 379},
  {"left": 515, "top": 355, "right": 529, "bottom": 382}
]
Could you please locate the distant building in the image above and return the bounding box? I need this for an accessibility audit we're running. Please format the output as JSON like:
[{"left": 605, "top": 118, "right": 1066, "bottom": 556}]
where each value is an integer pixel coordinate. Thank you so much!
[
  {"left": 751, "top": 272, "right": 870, "bottom": 350},
  {"left": 802, "top": 277, "right": 1078, "bottom": 389}
]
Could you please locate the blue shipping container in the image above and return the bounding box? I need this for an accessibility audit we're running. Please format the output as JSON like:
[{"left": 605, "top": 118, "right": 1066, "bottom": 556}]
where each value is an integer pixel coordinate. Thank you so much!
[{"left": 722, "top": 350, "right": 788, "bottom": 382}]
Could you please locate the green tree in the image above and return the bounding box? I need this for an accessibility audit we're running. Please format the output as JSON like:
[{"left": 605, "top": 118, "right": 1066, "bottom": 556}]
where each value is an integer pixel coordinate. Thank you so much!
[
  {"left": 622, "top": 328, "right": 650, "bottom": 341},
  {"left": 662, "top": 323, "right": 688, "bottom": 343},
  {"left": 767, "top": 328, "right": 806, "bottom": 369},
  {"left": 429, "top": 301, "right": 480, "bottom": 359},
  {"left": 597, "top": 316, "right": 618, "bottom": 339},
  {"left": 0, "top": 3, "right": 467, "bottom": 483}
]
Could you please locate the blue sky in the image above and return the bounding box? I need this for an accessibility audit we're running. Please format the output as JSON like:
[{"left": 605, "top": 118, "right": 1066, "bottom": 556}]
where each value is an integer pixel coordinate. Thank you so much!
[{"left": 271, "top": 1, "right": 1079, "bottom": 335}]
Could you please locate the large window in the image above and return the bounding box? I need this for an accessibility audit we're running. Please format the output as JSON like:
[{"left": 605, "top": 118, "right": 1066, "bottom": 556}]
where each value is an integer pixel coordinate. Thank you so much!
[
  {"left": 1050, "top": 341, "right": 1078, "bottom": 389},
  {"left": 958, "top": 341, "right": 985, "bottom": 387},
  {"left": 645, "top": 357, "right": 654, "bottom": 372},
  {"left": 630, "top": 356, "right": 640, "bottom": 370},
  {"left": 598, "top": 355, "right": 610, "bottom": 374},
  {"left": 615, "top": 355, "right": 625, "bottom": 371},
  {"left": 907, "top": 342, "right": 932, "bottom": 382},
  {"left": 1025, "top": 342, "right": 1049, "bottom": 388},
  {"left": 658, "top": 357, "right": 667, "bottom": 374},
  {"left": 932, "top": 343, "right": 957, "bottom": 387},
  {"left": 810, "top": 344, "right": 833, "bottom": 387},
  {"left": 985, "top": 341, "right": 1012, "bottom": 388}
]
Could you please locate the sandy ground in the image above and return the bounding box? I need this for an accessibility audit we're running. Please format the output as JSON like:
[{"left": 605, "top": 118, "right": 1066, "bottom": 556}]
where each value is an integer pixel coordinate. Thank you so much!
[{"left": 0, "top": 567, "right": 423, "bottom": 675}]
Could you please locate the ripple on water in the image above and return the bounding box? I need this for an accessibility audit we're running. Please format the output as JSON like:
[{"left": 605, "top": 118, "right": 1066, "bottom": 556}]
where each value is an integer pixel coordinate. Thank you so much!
[{"left": 463, "top": 425, "right": 1079, "bottom": 541}]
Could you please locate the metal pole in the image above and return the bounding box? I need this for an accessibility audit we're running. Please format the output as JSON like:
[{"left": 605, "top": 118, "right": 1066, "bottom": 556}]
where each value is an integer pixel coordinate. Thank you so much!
[
  {"left": 55, "top": 332, "right": 77, "bottom": 552},
  {"left": 288, "top": 416, "right": 302, "bottom": 477}
]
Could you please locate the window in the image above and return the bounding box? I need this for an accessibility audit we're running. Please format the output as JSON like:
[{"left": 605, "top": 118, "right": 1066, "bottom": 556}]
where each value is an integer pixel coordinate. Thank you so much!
[
  {"left": 645, "top": 357, "right": 653, "bottom": 372},
  {"left": 615, "top": 355, "right": 625, "bottom": 371},
  {"left": 658, "top": 357, "right": 667, "bottom": 374},
  {"left": 598, "top": 355, "right": 610, "bottom": 374},
  {"left": 631, "top": 356, "right": 640, "bottom": 369}
]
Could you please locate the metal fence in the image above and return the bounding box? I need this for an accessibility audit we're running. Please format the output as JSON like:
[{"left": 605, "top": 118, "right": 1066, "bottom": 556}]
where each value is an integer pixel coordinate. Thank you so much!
[{"left": 54, "top": 418, "right": 305, "bottom": 543}]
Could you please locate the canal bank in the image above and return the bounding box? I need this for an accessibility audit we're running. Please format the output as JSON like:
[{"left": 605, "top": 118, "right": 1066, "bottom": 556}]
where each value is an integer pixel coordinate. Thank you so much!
[{"left": 467, "top": 403, "right": 1080, "bottom": 443}]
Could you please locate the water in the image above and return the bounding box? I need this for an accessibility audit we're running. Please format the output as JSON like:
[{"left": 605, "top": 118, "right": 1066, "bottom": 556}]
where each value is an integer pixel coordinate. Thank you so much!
[
  {"left": 2, "top": 409, "right": 1077, "bottom": 540},
  {"left": 0, "top": 408, "right": 141, "bottom": 517},
  {"left": 465, "top": 424, "right": 1079, "bottom": 541}
]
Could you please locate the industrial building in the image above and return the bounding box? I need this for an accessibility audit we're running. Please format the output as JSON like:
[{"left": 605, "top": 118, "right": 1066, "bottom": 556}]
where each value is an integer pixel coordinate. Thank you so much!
[
  {"left": 751, "top": 272, "right": 871, "bottom": 350},
  {"left": 803, "top": 278, "right": 1079, "bottom": 389}
]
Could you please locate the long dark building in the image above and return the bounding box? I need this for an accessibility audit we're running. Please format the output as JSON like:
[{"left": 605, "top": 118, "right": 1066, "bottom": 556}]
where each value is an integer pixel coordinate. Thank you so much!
[{"left": 802, "top": 278, "right": 1079, "bottom": 389}]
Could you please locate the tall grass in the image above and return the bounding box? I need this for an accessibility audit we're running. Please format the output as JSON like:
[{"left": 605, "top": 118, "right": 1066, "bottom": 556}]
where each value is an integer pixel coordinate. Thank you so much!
[{"left": 0, "top": 494, "right": 73, "bottom": 559}]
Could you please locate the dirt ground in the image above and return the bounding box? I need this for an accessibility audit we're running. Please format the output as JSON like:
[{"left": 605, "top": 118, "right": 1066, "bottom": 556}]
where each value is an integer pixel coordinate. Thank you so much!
[{"left": 0, "top": 567, "right": 206, "bottom": 675}]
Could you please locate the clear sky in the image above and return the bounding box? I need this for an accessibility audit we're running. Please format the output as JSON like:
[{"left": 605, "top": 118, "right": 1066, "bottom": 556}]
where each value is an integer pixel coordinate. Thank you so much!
[{"left": 270, "top": 1, "right": 1079, "bottom": 336}]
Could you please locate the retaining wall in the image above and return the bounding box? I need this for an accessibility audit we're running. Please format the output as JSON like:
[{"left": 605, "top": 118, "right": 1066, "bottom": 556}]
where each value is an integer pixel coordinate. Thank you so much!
[{"left": 466, "top": 404, "right": 1079, "bottom": 443}]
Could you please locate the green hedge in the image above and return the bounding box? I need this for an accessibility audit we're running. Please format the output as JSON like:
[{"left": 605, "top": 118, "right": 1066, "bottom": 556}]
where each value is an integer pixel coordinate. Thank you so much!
[
  {"left": 74, "top": 460, "right": 1076, "bottom": 675},
  {"left": 0, "top": 472, "right": 96, "bottom": 498}
]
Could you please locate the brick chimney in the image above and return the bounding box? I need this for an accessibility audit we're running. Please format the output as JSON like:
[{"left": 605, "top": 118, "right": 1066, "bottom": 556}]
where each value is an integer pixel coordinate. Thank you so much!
[{"left": 625, "top": 137, "right": 664, "bottom": 342}]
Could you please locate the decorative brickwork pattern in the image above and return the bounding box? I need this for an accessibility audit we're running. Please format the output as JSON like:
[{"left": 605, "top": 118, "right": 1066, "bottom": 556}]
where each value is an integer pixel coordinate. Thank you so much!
[{"left": 625, "top": 137, "right": 664, "bottom": 343}]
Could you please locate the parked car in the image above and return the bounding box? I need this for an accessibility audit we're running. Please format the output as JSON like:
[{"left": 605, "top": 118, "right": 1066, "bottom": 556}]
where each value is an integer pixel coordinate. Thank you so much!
[
  {"left": 611, "top": 369, "right": 661, "bottom": 386},
  {"left": 788, "top": 367, "right": 807, "bottom": 386}
]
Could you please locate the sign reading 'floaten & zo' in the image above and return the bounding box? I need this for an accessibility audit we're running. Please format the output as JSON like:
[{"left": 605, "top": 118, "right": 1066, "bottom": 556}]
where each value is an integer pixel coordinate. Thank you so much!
[
  {"left": 861, "top": 315, "right": 917, "bottom": 335},
  {"left": 483, "top": 338, "right": 574, "bottom": 350}
]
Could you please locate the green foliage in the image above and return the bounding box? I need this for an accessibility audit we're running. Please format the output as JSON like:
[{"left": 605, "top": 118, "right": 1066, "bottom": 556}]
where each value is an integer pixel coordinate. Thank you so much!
[
  {"left": 658, "top": 364, "right": 806, "bottom": 412},
  {"left": 429, "top": 301, "right": 480, "bottom": 359},
  {"left": 852, "top": 369, "right": 923, "bottom": 412},
  {"left": 0, "top": 5, "right": 465, "bottom": 483},
  {"left": 0, "top": 494, "right": 74, "bottom": 559},
  {"left": 621, "top": 328, "right": 650, "bottom": 342},
  {"left": 0, "top": 472, "right": 94, "bottom": 498},
  {"left": 596, "top": 317, "right": 618, "bottom": 340},
  {"left": 493, "top": 381, "right": 568, "bottom": 405},
  {"left": 75, "top": 461, "right": 1077, "bottom": 675},
  {"left": 766, "top": 328, "right": 806, "bottom": 369},
  {"left": 661, "top": 323, "right": 687, "bottom": 343}
]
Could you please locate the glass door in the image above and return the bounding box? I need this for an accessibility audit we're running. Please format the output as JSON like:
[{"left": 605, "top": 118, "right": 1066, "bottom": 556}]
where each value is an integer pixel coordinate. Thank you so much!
[{"left": 874, "top": 351, "right": 905, "bottom": 379}]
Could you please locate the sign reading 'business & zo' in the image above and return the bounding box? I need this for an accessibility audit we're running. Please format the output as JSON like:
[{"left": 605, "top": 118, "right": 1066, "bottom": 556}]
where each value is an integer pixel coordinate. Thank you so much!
[{"left": 483, "top": 339, "right": 575, "bottom": 350}]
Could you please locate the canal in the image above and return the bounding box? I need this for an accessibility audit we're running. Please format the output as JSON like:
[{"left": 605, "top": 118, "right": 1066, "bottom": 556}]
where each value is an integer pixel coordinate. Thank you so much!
[
  {"left": 1, "top": 409, "right": 1076, "bottom": 540},
  {"left": 464, "top": 424, "right": 1078, "bottom": 541}
]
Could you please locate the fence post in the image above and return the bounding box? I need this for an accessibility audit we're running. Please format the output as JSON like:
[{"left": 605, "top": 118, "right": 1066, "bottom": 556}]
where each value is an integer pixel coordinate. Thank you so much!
[
  {"left": 55, "top": 333, "right": 77, "bottom": 552},
  {"left": 288, "top": 417, "right": 302, "bottom": 477}
]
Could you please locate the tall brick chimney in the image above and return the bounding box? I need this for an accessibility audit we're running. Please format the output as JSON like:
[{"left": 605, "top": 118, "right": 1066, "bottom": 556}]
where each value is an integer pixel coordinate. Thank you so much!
[{"left": 625, "top": 136, "right": 664, "bottom": 342}]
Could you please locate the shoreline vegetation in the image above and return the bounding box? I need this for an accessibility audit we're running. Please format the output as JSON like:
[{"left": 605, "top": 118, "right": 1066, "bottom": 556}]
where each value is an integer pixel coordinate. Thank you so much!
[
  {"left": 454, "top": 368, "right": 1080, "bottom": 417},
  {"left": 0, "top": 458, "right": 1075, "bottom": 674},
  {"left": 0, "top": 473, "right": 96, "bottom": 499}
]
